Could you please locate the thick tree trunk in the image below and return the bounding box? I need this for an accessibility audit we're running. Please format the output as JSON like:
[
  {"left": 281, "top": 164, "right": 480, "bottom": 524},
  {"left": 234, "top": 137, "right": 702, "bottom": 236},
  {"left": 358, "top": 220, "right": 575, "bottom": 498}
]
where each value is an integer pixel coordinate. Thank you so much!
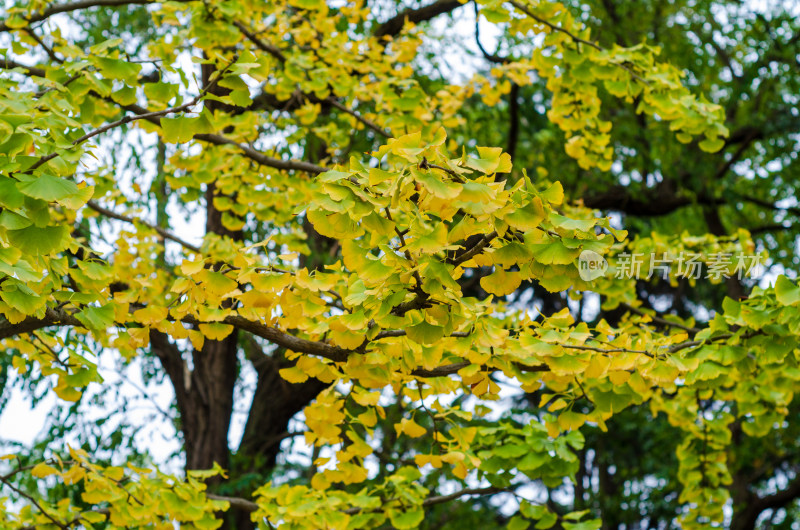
[
  {"left": 149, "top": 332, "right": 237, "bottom": 476},
  {"left": 170, "top": 61, "right": 243, "bottom": 476},
  {"left": 183, "top": 335, "right": 239, "bottom": 472}
]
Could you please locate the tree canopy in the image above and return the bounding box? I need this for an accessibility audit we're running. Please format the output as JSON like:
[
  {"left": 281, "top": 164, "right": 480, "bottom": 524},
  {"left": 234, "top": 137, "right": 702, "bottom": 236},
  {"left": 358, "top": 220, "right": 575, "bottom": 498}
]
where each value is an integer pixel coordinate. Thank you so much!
[{"left": 0, "top": 0, "right": 799, "bottom": 528}]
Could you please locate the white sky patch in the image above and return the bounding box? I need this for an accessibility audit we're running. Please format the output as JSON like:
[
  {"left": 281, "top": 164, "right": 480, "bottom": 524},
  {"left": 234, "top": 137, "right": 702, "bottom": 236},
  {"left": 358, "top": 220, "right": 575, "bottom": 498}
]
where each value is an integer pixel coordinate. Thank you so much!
[{"left": 0, "top": 380, "right": 57, "bottom": 445}]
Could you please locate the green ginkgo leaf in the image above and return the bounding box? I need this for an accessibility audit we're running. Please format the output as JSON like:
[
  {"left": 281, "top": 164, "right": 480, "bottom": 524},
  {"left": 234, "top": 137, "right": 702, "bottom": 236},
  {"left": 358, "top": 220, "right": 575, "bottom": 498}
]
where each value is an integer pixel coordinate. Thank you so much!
[
  {"left": 504, "top": 198, "right": 546, "bottom": 231},
  {"left": 76, "top": 304, "right": 116, "bottom": 331},
  {"left": 0, "top": 176, "right": 25, "bottom": 209},
  {"left": 538, "top": 182, "right": 564, "bottom": 205},
  {"left": 90, "top": 57, "right": 142, "bottom": 84},
  {"left": 0, "top": 210, "right": 32, "bottom": 230},
  {"left": 775, "top": 275, "right": 800, "bottom": 306},
  {"left": 16, "top": 174, "right": 79, "bottom": 202},
  {"left": 7, "top": 225, "right": 70, "bottom": 255},
  {"left": 698, "top": 136, "right": 725, "bottom": 153},
  {"left": 413, "top": 169, "right": 461, "bottom": 199},
  {"left": 464, "top": 146, "right": 512, "bottom": 174},
  {"left": 549, "top": 213, "right": 597, "bottom": 232},
  {"left": 0, "top": 281, "right": 47, "bottom": 315},
  {"left": 390, "top": 508, "right": 424, "bottom": 530},
  {"left": 480, "top": 268, "right": 522, "bottom": 296},
  {"left": 406, "top": 320, "right": 444, "bottom": 345},
  {"left": 530, "top": 240, "right": 580, "bottom": 265},
  {"left": 161, "top": 115, "right": 214, "bottom": 143}
]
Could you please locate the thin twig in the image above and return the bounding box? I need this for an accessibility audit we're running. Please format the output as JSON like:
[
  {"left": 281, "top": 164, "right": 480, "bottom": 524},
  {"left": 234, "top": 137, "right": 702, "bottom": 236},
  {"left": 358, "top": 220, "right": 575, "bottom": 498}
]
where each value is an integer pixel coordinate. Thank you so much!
[
  {"left": 23, "top": 27, "right": 62, "bottom": 63},
  {"left": 325, "top": 97, "right": 391, "bottom": 138},
  {"left": 419, "top": 157, "right": 466, "bottom": 183},
  {"left": 86, "top": 200, "right": 201, "bottom": 253},
  {"left": 622, "top": 303, "right": 701, "bottom": 334},
  {"left": 0, "top": 477, "right": 68, "bottom": 529},
  {"left": 449, "top": 231, "right": 498, "bottom": 266},
  {"left": 231, "top": 20, "right": 286, "bottom": 63}
]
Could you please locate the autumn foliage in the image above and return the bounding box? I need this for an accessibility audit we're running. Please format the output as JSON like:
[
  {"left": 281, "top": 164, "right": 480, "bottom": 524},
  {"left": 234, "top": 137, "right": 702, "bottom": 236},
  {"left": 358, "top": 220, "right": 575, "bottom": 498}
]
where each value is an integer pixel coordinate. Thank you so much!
[{"left": 0, "top": 0, "right": 799, "bottom": 528}]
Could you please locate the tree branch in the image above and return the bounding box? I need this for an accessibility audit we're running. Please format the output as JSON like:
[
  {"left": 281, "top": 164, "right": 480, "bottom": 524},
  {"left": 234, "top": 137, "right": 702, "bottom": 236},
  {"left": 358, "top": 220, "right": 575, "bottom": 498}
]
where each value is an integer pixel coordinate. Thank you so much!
[
  {"left": 622, "top": 303, "right": 700, "bottom": 334},
  {"left": 0, "top": 57, "right": 46, "bottom": 77},
  {"left": 421, "top": 486, "right": 505, "bottom": 507},
  {"left": 231, "top": 20, "right": 286, "bottom": 63},
  {"left": 0, "top": 307, "right": 82, "bottom": 341},
  {"left": 193, "top": 134, "right": 328, "bottom": 174},
  {"left": 736, "top": 194, "right": 800, "bottom": 217},
  {"left": 29, "top": 88, "right": 213, "bottom": 172},
  {"left": 323, "top": 96, "right": 391, "bottom": 138},
  {"left": 449, "top": 231, "right": 498, "bottom": 266},
  {"left": 732, "top": 473, "right": 800, "bottom": 530},
  {"left": 182, "top": 314, "right": 351, "bottom": 363},
  {"left": 86, "top": 200, "right": 201, "bottom": 253},
  {"left": 0, "top": 474, "right": 68, "bottom": 529},
  {"left": 509, "top": 1, "right": 600, "bottom": 50},
  {"left": 374, "top": 0, "right": 463, "bottom": 38},
  {"left": 206, "top": 494, "right": 259, "bottom": 513},
  {"left": 474, "top": 2, "right": 509, "bottom": 64},
  {"left": 229, "top": 20, "right": 391, "bottom": 138}
]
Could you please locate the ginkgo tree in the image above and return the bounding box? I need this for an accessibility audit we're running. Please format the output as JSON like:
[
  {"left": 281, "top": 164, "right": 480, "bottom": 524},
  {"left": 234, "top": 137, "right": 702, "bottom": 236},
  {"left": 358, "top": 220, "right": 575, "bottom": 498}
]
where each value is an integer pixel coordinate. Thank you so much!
[{"left": 0, "top": 0, "right": 799, "bottom": 528}]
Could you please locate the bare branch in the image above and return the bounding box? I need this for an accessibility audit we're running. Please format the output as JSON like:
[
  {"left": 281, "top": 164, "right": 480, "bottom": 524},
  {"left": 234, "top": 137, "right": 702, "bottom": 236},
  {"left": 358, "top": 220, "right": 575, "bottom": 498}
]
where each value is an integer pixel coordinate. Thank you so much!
[
  {"left": 374, "top": 0, "right": 463, "bottom": 38},
  {"left": 207, "top": 494, "right": 259, "bottom": 513},
  {"left": 31, "top": 97, "right": 202, "bottom": 171},
  {"left": 0, "top": 307, "right": 83, "bottom": 341},
  {"left": 0, "top": 57, "right": 46, "bottom": 77},
  {"left": 0, "top": 475, "right": 68, "bottom": 529},
  {"left": 86, "top": 200, "right": 202, "bottom": 253},
  {"left": 193, "top": 134, "right": 329, "bottom": 174},
  {"left": 422, "top": 486, "right": 505, "bottom": 507},
  {"left": 410, "top": 362, "right": 471, "bottom": 378},
  {"left": 449, "top": 231, "right": 498, "bottom": 266},
  {"left": 182, "top": 314, "right": 352, "bottom": 363},
  {"left": 622, "top": 303, "right": 701, "bottom": 334},
  {"left": 474, "top": 2, "right": 509, "bottom": 64},
  {"left": 509, "top": 1, "right": 600, "bottom": 51},
  {"left": 231, "top": 20, "right": 286, "bottom": 63},
  {"left": 373, "top": 330, "right": 470, "bottom": 340},
  {"left": 324, "top": 96, "right": 391, "bottom": 138}
]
